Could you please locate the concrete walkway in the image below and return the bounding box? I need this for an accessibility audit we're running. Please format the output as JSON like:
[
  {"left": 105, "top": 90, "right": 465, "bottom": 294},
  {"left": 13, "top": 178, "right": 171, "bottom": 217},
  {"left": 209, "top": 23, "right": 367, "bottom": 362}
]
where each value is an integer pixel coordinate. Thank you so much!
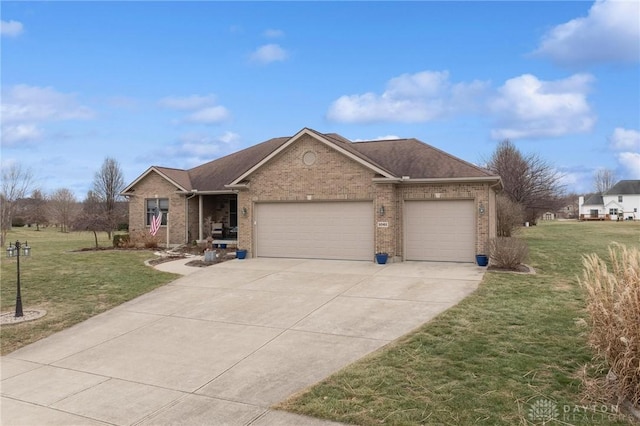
[{"left": 1, "top": 258, "right": 485, "bottom": 425}]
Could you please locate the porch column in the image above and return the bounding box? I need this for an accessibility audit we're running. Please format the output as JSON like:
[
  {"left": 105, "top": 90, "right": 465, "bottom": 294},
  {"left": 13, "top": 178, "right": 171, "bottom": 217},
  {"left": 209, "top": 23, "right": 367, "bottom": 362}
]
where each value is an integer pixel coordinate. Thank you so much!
[{"left": 198, "top": 195, "right": 204, "bottom": 241}]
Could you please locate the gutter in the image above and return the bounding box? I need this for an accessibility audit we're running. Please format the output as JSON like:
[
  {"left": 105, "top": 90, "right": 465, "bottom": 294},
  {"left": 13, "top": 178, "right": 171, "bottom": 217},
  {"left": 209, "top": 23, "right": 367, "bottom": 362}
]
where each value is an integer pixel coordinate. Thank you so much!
[{"left": 372, "top": 176, "right": 502, "bottom": 185}]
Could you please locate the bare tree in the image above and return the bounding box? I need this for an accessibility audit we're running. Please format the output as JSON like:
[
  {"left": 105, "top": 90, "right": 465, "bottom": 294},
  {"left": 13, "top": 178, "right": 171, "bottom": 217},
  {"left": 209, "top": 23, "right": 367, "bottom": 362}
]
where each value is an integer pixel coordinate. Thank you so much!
[
  {"left": 48, "top": 188, "right": 77, "bottom": 233},
  {"left": 20, "top": 190, "right": 49, "bottom": 230},
  {"left": 1, "top": 163, "right": 34, "bottom": 246},
  {"left": 92, "top": 158, "right": 125, "bottom": 238},
  {"left": 593, "top": 168, "right": 617, "bottom": 194},
  {"left": 72, "top": 191, "right": 112, "bottom": 248},
  {"left": 486, "top": 140, "right": 565, "bottom": 224}
]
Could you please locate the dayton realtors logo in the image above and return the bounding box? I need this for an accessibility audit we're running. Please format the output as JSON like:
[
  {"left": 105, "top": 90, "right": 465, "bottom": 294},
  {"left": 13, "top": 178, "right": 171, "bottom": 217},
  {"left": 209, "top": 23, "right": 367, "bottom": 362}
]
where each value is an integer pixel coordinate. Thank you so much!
[
  {"left": 528, "top": 398, "right": 559, "bottom": 422},
  {"left": 527, "top": 398, "right": 627, "bottom": 424}
]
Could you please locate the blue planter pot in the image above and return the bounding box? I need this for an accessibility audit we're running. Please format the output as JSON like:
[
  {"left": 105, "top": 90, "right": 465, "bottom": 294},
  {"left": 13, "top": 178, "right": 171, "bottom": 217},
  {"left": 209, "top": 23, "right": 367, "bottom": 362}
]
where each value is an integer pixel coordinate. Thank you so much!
[
  {"left": 476, "top": 254, "right": 489, "bottom": 267},
  {"left": 375, "top": 253, "right": 388, "bottom": 264},
  {"left": 236, "top": 249, "right": 247, "bottom": 259}
]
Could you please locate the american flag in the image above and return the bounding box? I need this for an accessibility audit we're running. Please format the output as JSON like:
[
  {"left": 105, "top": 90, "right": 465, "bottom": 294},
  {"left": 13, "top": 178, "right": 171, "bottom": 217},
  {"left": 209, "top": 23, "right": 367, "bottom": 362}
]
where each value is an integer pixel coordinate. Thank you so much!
[{"left": 149, "top": 207, "right": 162, "bottom": 236}]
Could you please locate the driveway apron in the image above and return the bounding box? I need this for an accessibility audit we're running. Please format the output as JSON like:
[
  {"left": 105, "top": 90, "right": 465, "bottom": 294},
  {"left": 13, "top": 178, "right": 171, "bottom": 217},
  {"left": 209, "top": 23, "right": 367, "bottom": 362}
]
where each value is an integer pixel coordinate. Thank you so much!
[{"left": 1, "top": 258, "right": 485, "bottom": 425}]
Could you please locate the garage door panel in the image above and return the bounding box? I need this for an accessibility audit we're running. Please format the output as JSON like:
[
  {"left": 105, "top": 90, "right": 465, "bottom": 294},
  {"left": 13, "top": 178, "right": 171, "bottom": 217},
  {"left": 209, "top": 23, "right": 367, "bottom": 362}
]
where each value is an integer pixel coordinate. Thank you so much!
[
  {"left": 405, "top": 200, "right": 475, "bottom": 262},
  {"left": 256, "top": 202, "right": 373, "bottom": 261}
]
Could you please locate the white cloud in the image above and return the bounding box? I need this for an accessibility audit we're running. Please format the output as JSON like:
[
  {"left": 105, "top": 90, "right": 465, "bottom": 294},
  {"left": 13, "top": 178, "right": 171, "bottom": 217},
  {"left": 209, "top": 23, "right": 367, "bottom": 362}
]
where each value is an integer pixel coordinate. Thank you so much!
[
  {"left": 608, "top": 127, "right": 640, "bottom": 178},
  {"left": 263, "top": 29, "right": 284, "bottom": 38},
  {"left": 250, "top": 44, "right": 288, "bottom": 64},
  {"left": 159, "top": 94, "right": 230, "bottom": 125},
  {"left": 327, "top": 70, "right": 489, "bottom": 124},
  {"left": 1, "top": 84, "right": 95, "bottom": 124},
  {"left": 617, "top": 152, "right": 640, "bottom": 176},
  {"left": 533, "top": 0, "right": 640, "bottom": 66},
  {"left": 158, "top": 94, "right": 217, "bottom": 110},
  {"left": 1, "top": 85, "right": 94, "bottom": 146},
  {"left": 609, "top": 127, "right": 640, "bottom": 151},
  {"left": 1, "top": 20, "right": 23, "bottom": 37},
  {"left": 156, "top": 131, "right": 242, "bottom": 167},
  {"left": 184, "top": 106, "right": 230, "bottom": 124},
  {"left": 489, "top": 73, "right": 596, "bottom": 140},
  {"left": 1, "top": 124, "right": 42, "bottom": 145}
]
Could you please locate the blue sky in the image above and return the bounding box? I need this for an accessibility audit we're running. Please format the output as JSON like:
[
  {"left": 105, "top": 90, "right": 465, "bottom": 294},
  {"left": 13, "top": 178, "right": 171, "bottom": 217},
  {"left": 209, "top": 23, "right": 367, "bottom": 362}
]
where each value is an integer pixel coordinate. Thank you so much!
[{"left": 2, "top": 0, "right": 639, "bottom": 199}]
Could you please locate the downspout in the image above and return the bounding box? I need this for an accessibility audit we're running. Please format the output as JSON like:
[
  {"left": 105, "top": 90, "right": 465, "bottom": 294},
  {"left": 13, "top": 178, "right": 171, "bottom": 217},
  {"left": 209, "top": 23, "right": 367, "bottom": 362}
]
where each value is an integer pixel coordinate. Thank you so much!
[
  {"left": 198, "top": 195, "right": 204, "bottom": 241},
  {"left": 185, "top": 191, "right": 198, "bottom": 244}
]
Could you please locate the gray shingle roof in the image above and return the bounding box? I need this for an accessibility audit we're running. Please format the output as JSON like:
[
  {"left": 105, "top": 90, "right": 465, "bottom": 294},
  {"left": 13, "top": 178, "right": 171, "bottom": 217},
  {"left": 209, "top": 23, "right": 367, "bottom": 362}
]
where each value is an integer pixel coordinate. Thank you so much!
[
  {"left": 604, "top": 180, "right": 640, "bottom": 195},
  {"left": 350, "top": 138, "right": 495, "bottom": 179},
  {"left": 584, "top": 194, "right": 604, "bottom": 205},
  {"left": 133, "top": 129, "right": 498, "bottom": 192}
]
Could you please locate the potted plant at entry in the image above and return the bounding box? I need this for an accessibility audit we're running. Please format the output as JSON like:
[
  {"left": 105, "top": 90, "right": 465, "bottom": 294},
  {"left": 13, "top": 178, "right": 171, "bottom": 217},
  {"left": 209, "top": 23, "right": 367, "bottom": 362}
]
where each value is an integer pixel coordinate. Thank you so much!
[
  {"left": 476, "top": 254, "right": 489, "bottom": 267},
  {"left": 236, "top": 249, "right": 247, "bottom": 259},
  {"left": 375, "top": 252, "right": 389, "bottom": 264}
]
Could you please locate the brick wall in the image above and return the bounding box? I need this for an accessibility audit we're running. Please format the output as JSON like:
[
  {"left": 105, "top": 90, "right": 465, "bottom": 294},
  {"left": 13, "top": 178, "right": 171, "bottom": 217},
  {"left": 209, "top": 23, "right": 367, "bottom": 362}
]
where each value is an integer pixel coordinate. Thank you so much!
[
  {"left": 238, "top": 134, "right": 496, "bottom": 259},
  {"left": 239, "top": 135, "right": 377, "bottom": 255},
  {"left": 127, "top": 171, "right": 185, "bottom": 246},
  {"left": 398, "top": 182, "right": 493, "bottom": 255}
]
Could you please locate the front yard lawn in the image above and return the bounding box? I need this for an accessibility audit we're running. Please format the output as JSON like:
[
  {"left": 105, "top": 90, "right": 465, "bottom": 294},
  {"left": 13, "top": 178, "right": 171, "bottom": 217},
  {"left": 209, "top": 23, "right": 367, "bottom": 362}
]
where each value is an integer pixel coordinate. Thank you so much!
[
  {"left": 278, "top": 221, "right": 640, "bottom": 425},
  {"left": 0, "top": 227, "right": 177, "bottom": 355}
]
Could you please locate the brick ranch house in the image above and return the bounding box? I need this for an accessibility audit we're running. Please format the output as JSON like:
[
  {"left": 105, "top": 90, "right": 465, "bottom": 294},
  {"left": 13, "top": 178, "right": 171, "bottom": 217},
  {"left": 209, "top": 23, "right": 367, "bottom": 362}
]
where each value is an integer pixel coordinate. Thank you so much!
[{"left": 122, "top": 127, "right": 502, "bottom": 263}]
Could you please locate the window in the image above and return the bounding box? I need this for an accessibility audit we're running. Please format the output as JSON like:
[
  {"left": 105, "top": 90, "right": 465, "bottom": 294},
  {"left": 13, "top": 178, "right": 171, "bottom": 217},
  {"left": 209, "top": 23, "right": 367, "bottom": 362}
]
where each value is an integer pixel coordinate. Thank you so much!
[
  {"left": 146, "top": 198, "right": 168, "bottom": 226},
  {"left": 618, "top": 195, "right": 623, "bottom": 202},
  {"left": 609, "top": 208, "right": 618, "bottom": 216},
  {"left": 590, "top": 209, "right": 599, "bottom": 218}
]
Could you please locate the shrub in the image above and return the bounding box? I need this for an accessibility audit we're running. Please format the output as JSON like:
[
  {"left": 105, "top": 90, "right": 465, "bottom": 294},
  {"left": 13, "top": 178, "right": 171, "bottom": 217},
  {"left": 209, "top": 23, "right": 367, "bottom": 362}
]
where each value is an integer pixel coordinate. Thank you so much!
[
  {"left": 496, "top": 193, "right": 524, "bottom": 237},
  {"left": 580, "top": 243, "right": 640, "bottom": 409},
  {"left": 488, "top": 237, "right": 529, "bottom": 269},
  {"left": 128, "top": 230, "right": 159, "bottom": 249},
  {"left": 11, "top": 217, "right": 26, "bottom": 227},
  {"left": 112, "top": 234, "right": 130, "bottom": 248},
  {"left": 117, "top": 222, "right": 129, "bottom": 231}
]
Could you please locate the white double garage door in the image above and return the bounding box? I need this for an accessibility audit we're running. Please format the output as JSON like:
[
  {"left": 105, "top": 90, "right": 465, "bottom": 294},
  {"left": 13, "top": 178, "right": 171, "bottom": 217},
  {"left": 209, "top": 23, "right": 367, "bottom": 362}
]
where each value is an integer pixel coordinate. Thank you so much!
[{"left": 254, "top": 200, "right": 476, "bottom": 262}]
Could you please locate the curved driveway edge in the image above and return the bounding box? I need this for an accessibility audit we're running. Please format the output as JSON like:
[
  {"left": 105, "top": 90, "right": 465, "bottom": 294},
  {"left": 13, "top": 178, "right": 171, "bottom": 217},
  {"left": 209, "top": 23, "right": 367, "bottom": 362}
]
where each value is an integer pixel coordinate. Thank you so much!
[{"left": 1, "top": 258, "right": 485, "bottom": 425}]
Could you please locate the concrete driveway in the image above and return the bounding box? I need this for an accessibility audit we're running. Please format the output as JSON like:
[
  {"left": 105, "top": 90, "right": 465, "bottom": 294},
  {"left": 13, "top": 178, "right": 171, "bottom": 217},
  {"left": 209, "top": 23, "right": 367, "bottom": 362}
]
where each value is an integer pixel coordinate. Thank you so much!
[{"left": 1, "top": 258, "right": 484, "bottom": 425}]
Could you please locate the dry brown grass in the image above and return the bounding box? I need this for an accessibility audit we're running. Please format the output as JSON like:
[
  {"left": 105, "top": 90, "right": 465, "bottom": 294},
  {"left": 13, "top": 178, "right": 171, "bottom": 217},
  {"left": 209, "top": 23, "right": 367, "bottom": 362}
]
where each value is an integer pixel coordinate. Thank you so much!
[{"left": 580, "top": 243, "right": 640, "bottom": 409}]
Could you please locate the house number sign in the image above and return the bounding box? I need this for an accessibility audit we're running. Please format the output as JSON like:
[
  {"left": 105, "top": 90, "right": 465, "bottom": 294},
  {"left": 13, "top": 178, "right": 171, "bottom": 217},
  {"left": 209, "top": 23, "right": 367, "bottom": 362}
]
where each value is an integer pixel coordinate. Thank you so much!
[{"left": 377, "top": 222, "right": 389, "bottom": 228}]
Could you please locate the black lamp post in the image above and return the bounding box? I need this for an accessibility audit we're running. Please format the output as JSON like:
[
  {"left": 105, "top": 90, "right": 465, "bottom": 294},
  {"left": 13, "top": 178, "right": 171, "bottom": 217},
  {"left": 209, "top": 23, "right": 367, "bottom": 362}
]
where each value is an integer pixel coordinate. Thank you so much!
[{"left": 6, "top": 240, "right": 31, "bottom": 317}]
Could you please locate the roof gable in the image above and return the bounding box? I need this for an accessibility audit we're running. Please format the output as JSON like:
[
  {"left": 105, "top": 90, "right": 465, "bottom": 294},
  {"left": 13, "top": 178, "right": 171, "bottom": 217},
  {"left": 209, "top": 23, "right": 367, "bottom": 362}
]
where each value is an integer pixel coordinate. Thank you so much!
[
  {"left": 121, "top": 166, "right": 191, "bottom": 194},
  {"left": 228, "top": 128, "right": 396, "bottom": 185}
]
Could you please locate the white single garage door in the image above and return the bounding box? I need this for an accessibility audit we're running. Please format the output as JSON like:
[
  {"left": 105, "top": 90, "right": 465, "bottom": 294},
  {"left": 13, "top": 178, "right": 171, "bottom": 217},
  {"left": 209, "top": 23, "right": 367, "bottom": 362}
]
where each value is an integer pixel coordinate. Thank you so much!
[
  {"left": 405, "top": 200, "right": 475, "bottom": 262},
  {"left": 255, "top": 202, "right": 374, "bottom": 261}
]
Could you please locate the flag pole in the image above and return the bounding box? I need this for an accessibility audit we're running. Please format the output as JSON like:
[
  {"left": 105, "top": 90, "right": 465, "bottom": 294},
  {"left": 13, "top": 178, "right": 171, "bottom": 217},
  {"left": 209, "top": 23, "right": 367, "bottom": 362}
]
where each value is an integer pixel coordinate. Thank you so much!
[{"left": 166, "top": 212, "right": 169, "bottom": 248}]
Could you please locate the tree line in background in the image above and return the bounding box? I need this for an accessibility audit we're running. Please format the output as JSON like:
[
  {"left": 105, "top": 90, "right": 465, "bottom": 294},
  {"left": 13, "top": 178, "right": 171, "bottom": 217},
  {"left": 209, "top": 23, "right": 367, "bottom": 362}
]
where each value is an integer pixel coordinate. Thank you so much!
[{"left": 0, "top": 158, "right": 127, "bottom": 247}]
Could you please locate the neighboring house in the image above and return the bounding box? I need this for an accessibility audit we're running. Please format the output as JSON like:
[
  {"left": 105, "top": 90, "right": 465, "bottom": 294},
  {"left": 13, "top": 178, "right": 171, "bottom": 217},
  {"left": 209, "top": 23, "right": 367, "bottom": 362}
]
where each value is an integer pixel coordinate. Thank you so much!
[
  {"left": 540, "top": 198, "right": 578, "bottom": 221},
  {"left": 578, "top": 180, "right": 640, "bottom": 221},
  {"left": 122, "top": 128, "right": 502, "bottom": 263}
]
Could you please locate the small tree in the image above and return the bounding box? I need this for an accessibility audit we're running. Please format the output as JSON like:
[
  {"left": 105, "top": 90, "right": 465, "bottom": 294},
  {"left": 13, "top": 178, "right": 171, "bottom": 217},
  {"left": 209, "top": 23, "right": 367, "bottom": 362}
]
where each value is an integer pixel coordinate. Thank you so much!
[
  {"left": 48, "top": 188, "right": 77, "bottom": 233},
  {"left": 21, "top": 190, "right": 49, "bottom": 230},
  {"left": 72, "top": 191, "right": 111, "bottom": 248},
  {"left": 496, "top": 193, "right": 525, "bottom": 237},
  {"left": 486, "top": 140, "right": 565, "bottom": 224},
  {"left": 0, "top": 163, "right": 34, "bottom": 246},
  {"left": 92, "top": 158, "right": 125, "bottom": 239}
]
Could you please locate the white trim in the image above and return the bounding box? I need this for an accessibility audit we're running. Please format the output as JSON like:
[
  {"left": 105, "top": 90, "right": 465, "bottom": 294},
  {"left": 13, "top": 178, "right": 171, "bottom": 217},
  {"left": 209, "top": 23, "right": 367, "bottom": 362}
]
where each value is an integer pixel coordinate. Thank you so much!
[{"left": 229, "top": 128, "right": 396, "bottom": 185}]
